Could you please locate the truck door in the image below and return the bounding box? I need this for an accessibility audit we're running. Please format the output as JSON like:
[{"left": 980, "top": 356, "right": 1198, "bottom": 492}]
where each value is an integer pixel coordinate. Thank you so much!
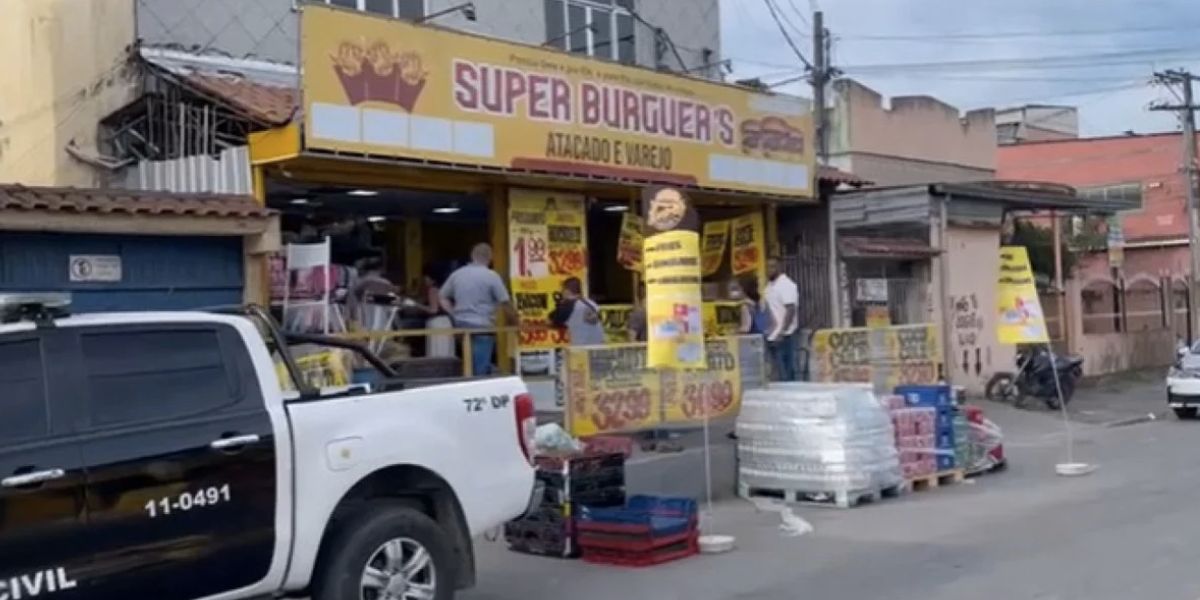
[
  {"left": 72, "top": 324, "right": 277, "bottom": 600},
  {"left": 0, "top": 330, "right": 89, "bottom": 599}
]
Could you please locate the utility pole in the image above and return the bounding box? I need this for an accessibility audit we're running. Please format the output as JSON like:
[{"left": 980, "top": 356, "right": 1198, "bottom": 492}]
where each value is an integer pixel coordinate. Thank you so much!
[
  {"left": 810, "top": 11, "right": 843, "bottom": 326},
  {"left": 1152, "top": 70, "right": 1200, "bottom": 342}
]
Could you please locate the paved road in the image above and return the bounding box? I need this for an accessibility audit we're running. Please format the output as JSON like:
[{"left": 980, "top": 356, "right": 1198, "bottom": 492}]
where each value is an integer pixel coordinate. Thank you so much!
[{"left": 464, "top": 380, "right": 1200, "bottom": 600}]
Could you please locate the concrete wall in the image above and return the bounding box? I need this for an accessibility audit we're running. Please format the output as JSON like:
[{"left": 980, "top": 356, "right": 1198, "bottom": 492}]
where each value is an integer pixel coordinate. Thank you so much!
[
  {"left": 0, "top": 0, "right": 138, "bottom": 187},
  {"left": 1063, "top": 277, "right": 1176, "bottom": 376},
  {"left": 828, "top": 79, "right": 996, "bottom": 186},
  {"left": 135, "top": 0, "right": 719, "bottom": 74},
  {"left": 942, "top": 225, "right": 1013, "bottom": 395}
]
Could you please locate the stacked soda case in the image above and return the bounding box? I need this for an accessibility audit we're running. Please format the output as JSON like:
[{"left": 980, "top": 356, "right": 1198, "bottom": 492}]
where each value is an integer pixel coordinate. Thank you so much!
[
  {"left": 504, "top": 451, "right": 626, "bottom": 558},
  {"left": 894, "top": 385, "right": 957, "bottom": 472},
  {"left": 882, "top": 395, "right": 937, "bottom": 479},
  {"left": 576, "top": 495, "right": 699, "bottom": 567}
]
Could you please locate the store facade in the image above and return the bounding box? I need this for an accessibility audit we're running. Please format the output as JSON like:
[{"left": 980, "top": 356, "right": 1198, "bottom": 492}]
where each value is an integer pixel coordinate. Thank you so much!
[{"left": 249, "top": 6, "right": 815, "bottom": 416}]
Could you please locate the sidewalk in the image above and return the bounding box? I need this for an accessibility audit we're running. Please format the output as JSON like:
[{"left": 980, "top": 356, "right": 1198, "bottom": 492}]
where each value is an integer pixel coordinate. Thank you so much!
[{"left": 981, "top": 368, "right": 1169, "bottom": 426}]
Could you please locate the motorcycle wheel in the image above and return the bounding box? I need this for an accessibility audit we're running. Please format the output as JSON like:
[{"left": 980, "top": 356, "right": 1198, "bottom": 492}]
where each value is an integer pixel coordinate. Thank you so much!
[
  {"left": 1044, "top": 375, "right": 1076, "bottom": 410},
  {"left": 985, "top": 373, "right": 1023, "bottom": 405}
]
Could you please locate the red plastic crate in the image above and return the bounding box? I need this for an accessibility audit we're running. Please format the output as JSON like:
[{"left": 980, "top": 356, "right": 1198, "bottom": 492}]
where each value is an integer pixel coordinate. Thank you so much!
[
  {"left": 578, "top": 525, "right": 695, "bottom": 552},
  {"left": 581, "top": 535, "right": 699, "bottom": 567}
]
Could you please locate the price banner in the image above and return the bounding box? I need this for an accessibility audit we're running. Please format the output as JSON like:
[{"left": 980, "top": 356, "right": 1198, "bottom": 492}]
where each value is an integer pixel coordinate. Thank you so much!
[
  {"left": 700, "top": 219, "right": 730, "bottom": 276},
  {"left": 566, "top": 344, "right": 660, "bottom": 437},
  {"left": 661, "top": 337, "right": 742, "bottom": 422},
  {"left": 703, "top": 301, "right": 743, "bottom": 337},
  {"left": 730, "top": 212, "right": 765, "bottom": 277},
  {"left": 617, "top": 213, "right": 644, "bottom": 271},
  {"left": 509, "top": 189, "right": 587, "bottom": 348},
  {"left": 275, "top": 349, "right": 350, "bottom": 391},
  {"left": 599, "top": 304, "right": 635, "bottom": 343},
  {"left": 565, "top": 339, "right": 744, "bottom": 436}
]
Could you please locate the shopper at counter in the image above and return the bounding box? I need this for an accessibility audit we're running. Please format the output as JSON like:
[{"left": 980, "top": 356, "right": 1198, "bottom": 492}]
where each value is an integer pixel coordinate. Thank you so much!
[
  {"left": 440, "top": 243, "right": 518, "bottom": 375},
  {"left": 550, "top": 277, "right": 605, "bottom": 346},
  {"left": 421, "top": 264, "right": 454, "bottom": 358},
  {"left": 765, "top": 257, "right": 800, "bottom": 381}
]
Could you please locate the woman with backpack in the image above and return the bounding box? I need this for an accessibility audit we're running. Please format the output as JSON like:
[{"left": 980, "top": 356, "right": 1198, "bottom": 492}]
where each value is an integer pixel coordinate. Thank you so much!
[{"left": 731, "top": 275, "right": 768, "bottom": 336}]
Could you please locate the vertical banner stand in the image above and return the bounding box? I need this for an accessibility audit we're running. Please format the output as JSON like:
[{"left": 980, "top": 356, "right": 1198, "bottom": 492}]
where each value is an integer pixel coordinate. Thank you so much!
[{"left": 1049, "top": 343, "right": 1095, "bottom": 477}]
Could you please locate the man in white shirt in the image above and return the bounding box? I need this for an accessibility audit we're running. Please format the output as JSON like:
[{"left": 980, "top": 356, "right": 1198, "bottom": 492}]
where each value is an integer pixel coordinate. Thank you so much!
[{"left": 764, "top": 257, "right": 800, "bottom": 381}]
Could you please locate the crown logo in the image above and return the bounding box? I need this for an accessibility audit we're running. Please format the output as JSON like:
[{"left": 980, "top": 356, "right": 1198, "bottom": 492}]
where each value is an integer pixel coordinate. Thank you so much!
[{"left": 331, "top": 40, "right": 428, "bottom": 112}]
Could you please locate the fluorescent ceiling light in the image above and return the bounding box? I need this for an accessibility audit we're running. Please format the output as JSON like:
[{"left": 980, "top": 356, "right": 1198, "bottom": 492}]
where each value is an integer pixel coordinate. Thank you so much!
[
  {"left": 348, "top": 189, "right": 379, "bottom": 197},
  {"left": 603, "top": 204, "right": 629, "bottom": 212},
  {"left": 290, "top": 198, "right": 310, "bottom": 205},
  {"left": 368, "top": 215, "right": 387, "bottom": 223},
  {"left": 433, "top": 206, "right": 461, "bottom": 214}
]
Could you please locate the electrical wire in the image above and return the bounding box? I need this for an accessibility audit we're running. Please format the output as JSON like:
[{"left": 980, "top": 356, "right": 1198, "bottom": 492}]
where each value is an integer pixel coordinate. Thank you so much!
[
  {"left": 761, "top": 0, "right": 813, "bottom": 70},
  {"left": 784, "top": 0, "right": 811, "bottom": 30},
  {"left": 839, "top": 45, "right": 1200, "bottom": 75},
  {"left": 842, "top": 23, "right": 1200, "bottom": 41}
]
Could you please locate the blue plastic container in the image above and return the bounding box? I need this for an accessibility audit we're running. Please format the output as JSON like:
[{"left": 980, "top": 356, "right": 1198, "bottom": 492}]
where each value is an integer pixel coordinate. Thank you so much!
[
  {"left": 936, "top": 455, "right": 956, "bottom": 471},
  {"left": 895, "top": 384, "right": 953, "bottom": 409},
  {"left": 577, "top": 495, "right": 698, "bottom": 535}
]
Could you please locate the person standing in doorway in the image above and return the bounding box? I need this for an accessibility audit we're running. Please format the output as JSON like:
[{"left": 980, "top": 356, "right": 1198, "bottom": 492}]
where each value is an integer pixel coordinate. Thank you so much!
[
  {"left": 731, "top": 275, "right": 767, "bottom": 335},
  {"left": 440, "top": 243, "right": 518, "bottom": 375},
  {"left": 764, "top": 256, "right": 800, "bottom": 381},
  {"left": 550, "top": 277, "right": 605, "bottom": 346}
]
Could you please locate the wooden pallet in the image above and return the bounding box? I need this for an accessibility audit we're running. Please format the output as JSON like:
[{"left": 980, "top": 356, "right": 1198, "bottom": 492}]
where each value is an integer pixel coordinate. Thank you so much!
[
  {"left": 737, "top": 481, "right": 906, "bottom": 508},
  {"left": 908, "top": 469, "right": 964, "bottom": 492}
]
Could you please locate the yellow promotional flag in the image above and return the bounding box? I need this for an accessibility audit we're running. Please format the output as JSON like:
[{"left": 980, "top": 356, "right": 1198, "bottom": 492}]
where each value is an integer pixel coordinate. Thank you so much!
[
  {"left": 700, "top": 220, "right": 730, "bottom": 276},
  {"left": 642, "top": 186, "right": 705, "bottom": 369},
  {"left": 996, "top": 246, "right": 1049, "bottom": 344}
]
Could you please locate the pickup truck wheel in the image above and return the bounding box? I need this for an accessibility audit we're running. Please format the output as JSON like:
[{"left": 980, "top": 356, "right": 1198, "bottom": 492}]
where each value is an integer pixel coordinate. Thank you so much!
[{"left": 314, "top": 505, "right": 455, "bottom": 600}]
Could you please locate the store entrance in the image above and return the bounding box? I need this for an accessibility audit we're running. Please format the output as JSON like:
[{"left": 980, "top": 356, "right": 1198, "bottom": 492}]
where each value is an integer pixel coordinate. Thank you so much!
[{"left": 266, "top": 178, "right": 489, "bottom": 371}]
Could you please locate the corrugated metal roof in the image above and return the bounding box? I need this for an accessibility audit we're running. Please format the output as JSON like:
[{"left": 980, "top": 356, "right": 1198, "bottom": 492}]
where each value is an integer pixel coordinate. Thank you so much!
[
  {"left": 840, "top": 236, "right": 940, "bottom": 258},
  {"left": 818, "top": 165, "right": 873, "bottom": 187},
  {"left": 0, "top": 184, "right": 272, "bottom": 218}
]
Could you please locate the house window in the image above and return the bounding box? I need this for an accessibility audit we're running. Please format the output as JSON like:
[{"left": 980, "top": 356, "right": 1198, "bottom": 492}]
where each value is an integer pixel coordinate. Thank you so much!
[
  {"left": 545, "top": 0, "right": 636, "bottom": 64},
  {"left": 324, "top": 0, "right": 426, "bottom": 19},
  {"left": 1076, "top": 182, "right": 1143, "bottom": 210}
]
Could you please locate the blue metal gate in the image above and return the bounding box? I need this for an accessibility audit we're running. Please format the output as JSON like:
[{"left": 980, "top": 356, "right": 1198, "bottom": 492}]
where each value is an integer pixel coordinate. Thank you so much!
[{"left": 0, "top": 232, "right": 243, "bottom": 312}]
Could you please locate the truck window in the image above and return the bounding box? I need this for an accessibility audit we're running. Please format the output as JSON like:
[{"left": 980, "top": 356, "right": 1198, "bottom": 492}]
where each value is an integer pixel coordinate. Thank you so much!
[
  {"left": 0, "top": 337, "right": 48, "bottom": 444},
  {"left": 81, "top": 329, "right": 238, "bottom": 427}
]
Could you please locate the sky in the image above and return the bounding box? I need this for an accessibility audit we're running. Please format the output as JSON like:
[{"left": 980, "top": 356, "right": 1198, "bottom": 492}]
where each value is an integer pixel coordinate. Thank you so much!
[{"left": 720, "top": 0, "right": 1200, "bottom": 136}]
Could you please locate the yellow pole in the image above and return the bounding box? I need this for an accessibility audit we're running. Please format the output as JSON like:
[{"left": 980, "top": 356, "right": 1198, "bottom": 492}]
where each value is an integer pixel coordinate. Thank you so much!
[
  {"left": 488, "top": 185, "right": 512, "bottom": 374},
  {"left": 250, "top": 165, "right": 270, "bottom": 306}
]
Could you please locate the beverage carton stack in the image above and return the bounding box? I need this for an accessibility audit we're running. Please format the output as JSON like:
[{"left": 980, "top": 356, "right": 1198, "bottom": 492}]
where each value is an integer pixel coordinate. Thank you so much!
[
  {"left": 736, "top": 384, "right": 903, "bottom": 507},
  {"left": 894, "top": 385, "right": 958, "bottom": 473},
  {"left": 882, "top": 395, "right": 938, "bottom": 479},
  {"left": 576, "top": 496, "right": 699, "bottom": 566}
]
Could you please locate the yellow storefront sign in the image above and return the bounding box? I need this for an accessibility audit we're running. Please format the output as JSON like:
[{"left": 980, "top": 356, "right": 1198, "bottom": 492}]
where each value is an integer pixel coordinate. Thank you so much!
[
  {"left": 300, "top": 5, "right": 814, "bottom": 197},
  {"left": 617, "top": 213, "right": 644, "bottom": 271},
  {"left": 996, "top": 246, "right": 1049, "bottom": 344},
  {"left": 508, "top": 189, "right": 587, "bottom": 348},
  {"left": 565, "top": 341, "right": 742, "bottom": 437}
]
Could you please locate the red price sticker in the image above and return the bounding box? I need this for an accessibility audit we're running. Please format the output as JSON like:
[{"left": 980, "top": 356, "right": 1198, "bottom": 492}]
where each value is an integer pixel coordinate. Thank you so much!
[{"left": 588, "top": 387, "right": 653, "bottom": 432}]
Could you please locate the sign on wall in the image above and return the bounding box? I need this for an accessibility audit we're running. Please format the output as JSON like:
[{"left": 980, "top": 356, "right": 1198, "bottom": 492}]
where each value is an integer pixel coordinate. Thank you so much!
[
  {"left": 300, "top": 5, "right": 814, "bottom": 197},
  {"left": 69, "top": 255, "right": 122, "bottom": 283}
]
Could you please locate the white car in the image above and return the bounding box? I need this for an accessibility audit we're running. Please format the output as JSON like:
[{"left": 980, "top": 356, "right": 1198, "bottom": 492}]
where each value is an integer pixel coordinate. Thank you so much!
[
  {"left": 1167, "top": 341, "right": 1200, "bottom": 419},
  {"left": 0, "top": 297, "right": 538, "bottom": 600}
]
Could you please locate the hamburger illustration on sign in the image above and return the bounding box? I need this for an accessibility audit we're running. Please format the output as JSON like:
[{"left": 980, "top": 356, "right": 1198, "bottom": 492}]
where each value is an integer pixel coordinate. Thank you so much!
[{"left": 331, "top": 40, "right": 428, "bottom": 111}]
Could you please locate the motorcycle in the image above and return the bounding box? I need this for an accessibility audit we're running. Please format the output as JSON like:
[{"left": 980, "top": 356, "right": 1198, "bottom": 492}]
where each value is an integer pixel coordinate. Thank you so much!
[{"left": 985, "top": 346, "right": 1084, "bottom": 409}]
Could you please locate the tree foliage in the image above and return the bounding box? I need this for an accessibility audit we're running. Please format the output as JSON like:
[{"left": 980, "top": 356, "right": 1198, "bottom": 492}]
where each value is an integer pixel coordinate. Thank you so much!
[{"left": 1008, "top": 220, "right": 1077, "bottom": 284}]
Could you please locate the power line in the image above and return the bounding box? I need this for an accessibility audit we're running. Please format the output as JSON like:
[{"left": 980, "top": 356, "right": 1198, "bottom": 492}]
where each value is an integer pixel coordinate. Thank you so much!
[
  {"left": 840, "top": 45, "right": 1200, "bottom": 75},
  {"left": 761, "top": 0, "right": 812, "bottom": 70},
  {"left": 842, "top": 23, "right": 1200, "bottom": 41},
  {"left": 784, "top": 0, "right": 811, "bottom": 29}
]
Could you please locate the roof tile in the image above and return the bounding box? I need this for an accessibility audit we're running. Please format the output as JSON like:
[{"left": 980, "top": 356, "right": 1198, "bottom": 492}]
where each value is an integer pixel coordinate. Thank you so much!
[{"left": 0, "top": 184, "right": 273, "bottom": 219}]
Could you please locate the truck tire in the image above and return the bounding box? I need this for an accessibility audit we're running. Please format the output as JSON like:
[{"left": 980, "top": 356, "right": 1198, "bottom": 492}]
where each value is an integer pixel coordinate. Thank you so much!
[{"left": 313, "top": 503, "right": 456, "bottom": 600}]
